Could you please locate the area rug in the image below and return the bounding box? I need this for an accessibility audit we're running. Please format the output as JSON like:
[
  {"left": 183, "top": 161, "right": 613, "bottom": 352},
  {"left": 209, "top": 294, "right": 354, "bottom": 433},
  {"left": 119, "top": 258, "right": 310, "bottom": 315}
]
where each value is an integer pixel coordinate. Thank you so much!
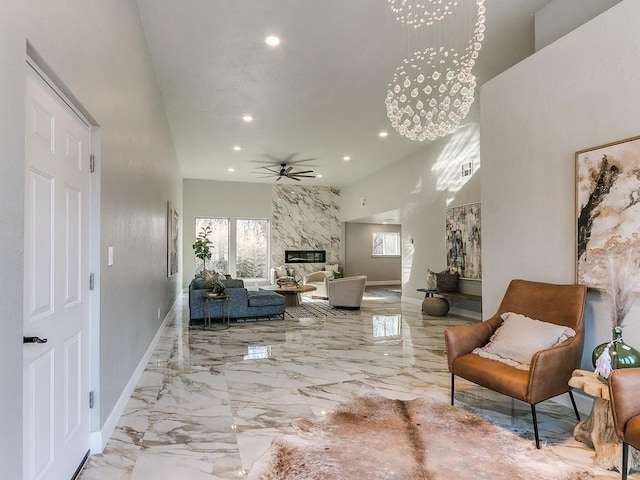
[
  {"left": 284, "top": 297, "right": 359, "bottom": 319},
  {"left": 247, "top": 388, "right": 592, "bottom": 480}
]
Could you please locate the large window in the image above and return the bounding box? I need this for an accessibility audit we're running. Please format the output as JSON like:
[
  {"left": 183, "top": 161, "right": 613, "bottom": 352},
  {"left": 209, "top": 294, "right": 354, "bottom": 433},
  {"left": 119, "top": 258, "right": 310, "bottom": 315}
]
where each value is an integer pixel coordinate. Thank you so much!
[
  {"left": 372, "top": 232, "right": 400, "bottom": 257},
  {"left": 236, "top": 219, "right": 269, "bottom": 279},
  {"left": 195, "top": 217, "right": 229, "bottom": 273}
]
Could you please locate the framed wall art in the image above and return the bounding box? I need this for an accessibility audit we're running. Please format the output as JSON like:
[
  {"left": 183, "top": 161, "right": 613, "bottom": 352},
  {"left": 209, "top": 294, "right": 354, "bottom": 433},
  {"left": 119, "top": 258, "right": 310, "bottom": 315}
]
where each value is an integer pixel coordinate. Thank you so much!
[
  {"left": 167, "top": 201, "right": 179, "bottom": 277},
  {"left": 576, "top": 135, "right": 640, "bottom": 289},
  {"left": 445, "top": 202, "right": 481, "bottom": 280}
]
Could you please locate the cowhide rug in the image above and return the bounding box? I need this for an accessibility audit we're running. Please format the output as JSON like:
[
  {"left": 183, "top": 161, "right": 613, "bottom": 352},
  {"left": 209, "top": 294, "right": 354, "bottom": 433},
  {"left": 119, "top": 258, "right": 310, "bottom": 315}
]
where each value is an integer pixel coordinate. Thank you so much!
[{"left": 248, "top": 388, "right": 593, "bottom": 480}]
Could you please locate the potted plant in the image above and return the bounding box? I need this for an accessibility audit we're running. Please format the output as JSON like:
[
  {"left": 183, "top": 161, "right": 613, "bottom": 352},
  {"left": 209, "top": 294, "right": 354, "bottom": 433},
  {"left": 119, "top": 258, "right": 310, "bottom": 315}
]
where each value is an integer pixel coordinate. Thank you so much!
[{"left": 192, "top": 225, "right": 213, "bottom": 273}]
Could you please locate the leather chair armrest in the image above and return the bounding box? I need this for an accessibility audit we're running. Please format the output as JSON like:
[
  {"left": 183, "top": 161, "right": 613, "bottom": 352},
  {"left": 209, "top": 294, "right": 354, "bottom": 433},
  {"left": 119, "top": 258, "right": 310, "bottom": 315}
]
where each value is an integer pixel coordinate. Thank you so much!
[
  {"left": 445, "top": 315, "right": 502, "bottom": 370},
  {"left": 527, "top": 336, "right": 583, "bottom": 403},
  {"left": 609, "top": 368, "right": 640, "bottom": 439}
]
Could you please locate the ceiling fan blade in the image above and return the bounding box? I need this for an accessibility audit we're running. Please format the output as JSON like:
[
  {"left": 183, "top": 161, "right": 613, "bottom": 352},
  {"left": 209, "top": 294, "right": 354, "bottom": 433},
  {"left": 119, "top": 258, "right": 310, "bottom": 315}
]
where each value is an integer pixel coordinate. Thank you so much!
[
  {"left": 285, "top": 166, "right": 293, "bottom": 174},
  {"left": 291, "top": 170, "right": 314, "bottom": 175},
  {"left": 276, "top": 176, "right": 282, "bottom": 181},
  {"left": 290, "top": 176, "right": 301, "bottom": 181},
  {"left": 291, "top": 175, "right": 317, "bottom": 178}
]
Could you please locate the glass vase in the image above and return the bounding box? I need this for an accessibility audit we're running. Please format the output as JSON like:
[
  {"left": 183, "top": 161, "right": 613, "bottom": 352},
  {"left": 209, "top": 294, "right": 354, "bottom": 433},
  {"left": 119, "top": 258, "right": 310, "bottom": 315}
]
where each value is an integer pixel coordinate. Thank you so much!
[{"left": 592, "top": 326, "right": 640, "bottom": 370}]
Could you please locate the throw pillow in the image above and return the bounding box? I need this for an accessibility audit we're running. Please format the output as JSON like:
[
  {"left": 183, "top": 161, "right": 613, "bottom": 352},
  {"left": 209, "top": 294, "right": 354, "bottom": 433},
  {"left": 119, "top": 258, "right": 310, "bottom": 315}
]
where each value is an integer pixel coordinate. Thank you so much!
[
  {"left": 435, "top": 271, "right": 459, "bottom": 292},
  {"left": 473, "top": 312, "right": 576, "bottom": 370},
  {"left": 324, "top": 264, "right": 339, "bottom": 273},
  {"left": 425, "top": 269, "right": 437, "bottom": 291},
  {"left": 274, "top": 265, "right": 287, "bottom": 278}
]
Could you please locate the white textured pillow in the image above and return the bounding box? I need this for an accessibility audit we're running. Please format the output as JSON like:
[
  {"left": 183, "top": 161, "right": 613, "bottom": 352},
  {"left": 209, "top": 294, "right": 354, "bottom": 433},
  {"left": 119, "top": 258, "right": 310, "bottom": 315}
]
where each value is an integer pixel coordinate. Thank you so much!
[
  {"left": 425, "top": 269, "right": 437, "bottom": 291},
  {"left": 324, "top": 264, "right": 339, "bottom": 273},
  {"left": 274, "top": 265, "right": 288, "bottom": 278},
  {"left": 473, "top": 312, "right": 576, "bottom": 370}
]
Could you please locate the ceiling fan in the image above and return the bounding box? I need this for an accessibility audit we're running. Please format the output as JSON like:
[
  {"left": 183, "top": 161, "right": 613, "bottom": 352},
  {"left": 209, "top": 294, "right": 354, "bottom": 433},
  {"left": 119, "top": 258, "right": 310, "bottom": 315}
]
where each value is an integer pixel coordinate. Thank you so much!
[
  {"left": 253, "top": 153, "right": 318, "bottom": 182},
  {"left": 256, "top": 162, "right": 316, "bottom": 182}
]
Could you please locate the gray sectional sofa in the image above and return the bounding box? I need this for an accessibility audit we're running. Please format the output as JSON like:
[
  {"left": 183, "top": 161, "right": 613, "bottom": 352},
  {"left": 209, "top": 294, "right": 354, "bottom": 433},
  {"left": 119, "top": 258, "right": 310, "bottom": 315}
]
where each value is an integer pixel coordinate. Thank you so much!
[{"left": 188, "top": 276, "right": 285, "bottom": 324}]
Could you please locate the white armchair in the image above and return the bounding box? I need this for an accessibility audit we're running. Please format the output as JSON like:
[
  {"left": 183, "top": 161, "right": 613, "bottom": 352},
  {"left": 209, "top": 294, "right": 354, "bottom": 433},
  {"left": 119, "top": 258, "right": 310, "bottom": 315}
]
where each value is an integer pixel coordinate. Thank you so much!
[
  {"left": 302, "top": 270, "right": 333, "bottom": 299},
  {"left": 327, "top": 275, "right": 367, "bottom": 309}
]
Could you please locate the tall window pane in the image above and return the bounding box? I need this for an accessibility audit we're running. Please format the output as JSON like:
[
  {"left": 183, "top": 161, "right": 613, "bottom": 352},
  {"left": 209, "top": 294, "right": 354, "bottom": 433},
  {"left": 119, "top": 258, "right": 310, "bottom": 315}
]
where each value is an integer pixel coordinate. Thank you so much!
[
  {"left": 195, "top": 218, "right": 229, "bottom": 273},
  {"left": 236, "top": 219, "right": 269, "bottom": 279}
]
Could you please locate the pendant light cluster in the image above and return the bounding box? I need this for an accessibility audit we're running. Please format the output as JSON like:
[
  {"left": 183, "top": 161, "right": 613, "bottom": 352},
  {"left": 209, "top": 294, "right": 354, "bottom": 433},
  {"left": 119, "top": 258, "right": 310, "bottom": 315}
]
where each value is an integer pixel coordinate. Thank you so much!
[{"left": 385, "top": 0, "right": 486, "bottom": 142}]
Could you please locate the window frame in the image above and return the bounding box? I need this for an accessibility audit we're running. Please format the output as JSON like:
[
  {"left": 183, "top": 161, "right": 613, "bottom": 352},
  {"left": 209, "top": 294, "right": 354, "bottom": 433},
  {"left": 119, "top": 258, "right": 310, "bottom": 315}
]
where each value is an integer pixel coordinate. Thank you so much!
[{"left": 372, "top": 231, "right": 401, "bottom": 257}]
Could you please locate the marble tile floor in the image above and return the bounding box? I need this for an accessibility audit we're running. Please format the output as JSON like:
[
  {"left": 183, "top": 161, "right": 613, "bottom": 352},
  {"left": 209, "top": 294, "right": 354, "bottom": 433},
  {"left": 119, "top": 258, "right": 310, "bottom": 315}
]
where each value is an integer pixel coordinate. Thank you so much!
[{"left": 78, "top": 294, "right": 620, "bottom": 480}]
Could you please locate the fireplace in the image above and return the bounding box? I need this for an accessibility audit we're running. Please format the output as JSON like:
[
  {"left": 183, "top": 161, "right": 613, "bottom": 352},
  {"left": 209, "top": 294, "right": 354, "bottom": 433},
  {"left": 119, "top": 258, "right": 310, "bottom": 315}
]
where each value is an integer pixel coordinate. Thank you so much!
[{"left": 285, "top": 250, "right": 326, "bottom": 264}]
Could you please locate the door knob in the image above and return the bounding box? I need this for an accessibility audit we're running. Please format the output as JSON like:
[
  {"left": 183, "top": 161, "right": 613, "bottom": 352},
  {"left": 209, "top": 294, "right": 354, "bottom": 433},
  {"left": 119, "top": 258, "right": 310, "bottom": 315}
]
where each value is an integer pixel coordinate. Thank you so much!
[{"left": 23, "top": 336, "right": 48, "bottom": 344}]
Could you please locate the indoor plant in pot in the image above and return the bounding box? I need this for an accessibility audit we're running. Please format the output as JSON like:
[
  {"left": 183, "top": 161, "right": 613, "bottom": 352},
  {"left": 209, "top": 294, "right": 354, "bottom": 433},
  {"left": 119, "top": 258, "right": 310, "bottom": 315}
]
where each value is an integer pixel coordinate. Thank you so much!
[
  {"left": 593, "top": 253, "right": 640, "bottom": 380},
  {"left": 192, "top": 225, "right": 213, "bottom": 274}
]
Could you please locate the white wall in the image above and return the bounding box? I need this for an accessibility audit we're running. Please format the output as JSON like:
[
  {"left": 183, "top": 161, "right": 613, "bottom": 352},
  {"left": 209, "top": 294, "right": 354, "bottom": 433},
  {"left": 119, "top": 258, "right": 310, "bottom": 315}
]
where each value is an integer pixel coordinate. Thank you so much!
[
  {"left": 482, "top": 0, "right": 640, "bottom": 367},
  {"left": 8, "top": 0, "right": 183, "bottom": 444},
  {"left": 341, "top": 113, "right": 481, "bottom": 300},
  {"left": 534, "top": 0, "right": 622, "bottom": 51},
  {"left": 0, "top": 0, "right": 26, "bottom": 476},
  {"left": 183, "top": 179, "right": 273, "bottom": 286}
]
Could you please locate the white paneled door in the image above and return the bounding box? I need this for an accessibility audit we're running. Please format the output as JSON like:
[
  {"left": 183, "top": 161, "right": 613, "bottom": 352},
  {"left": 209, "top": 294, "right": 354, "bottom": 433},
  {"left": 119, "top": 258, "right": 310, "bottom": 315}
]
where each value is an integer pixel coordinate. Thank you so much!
[{"left": 24, "top": 65, "right": 91, "bottom": 480}]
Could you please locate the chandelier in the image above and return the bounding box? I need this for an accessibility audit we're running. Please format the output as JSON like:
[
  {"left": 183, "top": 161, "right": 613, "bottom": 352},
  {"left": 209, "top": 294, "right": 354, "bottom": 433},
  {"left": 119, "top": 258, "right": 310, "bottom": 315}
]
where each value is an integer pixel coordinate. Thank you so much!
[
  {"left": 388, "top": 0, "right": 459, "bottom": 28},
  {"left": 386, "top": 0, "right": 486, "bottom": 141}
]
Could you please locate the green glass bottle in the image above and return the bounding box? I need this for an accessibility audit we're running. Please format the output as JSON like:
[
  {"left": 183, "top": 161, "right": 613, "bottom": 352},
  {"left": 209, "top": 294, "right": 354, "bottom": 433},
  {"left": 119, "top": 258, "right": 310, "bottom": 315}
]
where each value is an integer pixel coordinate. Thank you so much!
[{"left": 592, "top": 326, "right": 640, "bottom": 369}]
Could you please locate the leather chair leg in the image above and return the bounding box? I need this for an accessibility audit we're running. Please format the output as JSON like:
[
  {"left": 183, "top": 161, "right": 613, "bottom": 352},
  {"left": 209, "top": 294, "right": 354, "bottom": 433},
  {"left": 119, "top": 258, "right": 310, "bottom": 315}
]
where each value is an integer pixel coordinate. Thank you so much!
[
  {"left": 531, "top": 403, "right": 541, "bottom": 449},
  {"left": 451, "top": 374, "right": 455, "bottom": 406},
  {"left": 622, "top": 442, "right": 629, "bottom": 480},
  {"left": 568, "top": 390, "right": 580, "bottom": 421}
]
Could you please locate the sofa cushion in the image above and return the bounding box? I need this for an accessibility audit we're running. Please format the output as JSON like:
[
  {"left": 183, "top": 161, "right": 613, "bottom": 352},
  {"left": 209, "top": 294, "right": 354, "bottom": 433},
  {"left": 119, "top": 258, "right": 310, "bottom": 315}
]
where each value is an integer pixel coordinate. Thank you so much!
[
  {"left": 191, "top": 278, "right": 209, "bottom": 290},
  {"left": 248, "top": 291, "right": 285, "bottom": 307},
  {"left": 223, "top": 279, "right": 244, "bottom": 289}
]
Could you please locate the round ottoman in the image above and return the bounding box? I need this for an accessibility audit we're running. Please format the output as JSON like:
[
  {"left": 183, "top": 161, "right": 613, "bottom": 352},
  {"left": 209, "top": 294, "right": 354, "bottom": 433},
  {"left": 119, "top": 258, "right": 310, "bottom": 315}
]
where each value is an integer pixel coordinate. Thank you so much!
[{"left": 422, "top": 296, "right": 450, "bottom": 316}]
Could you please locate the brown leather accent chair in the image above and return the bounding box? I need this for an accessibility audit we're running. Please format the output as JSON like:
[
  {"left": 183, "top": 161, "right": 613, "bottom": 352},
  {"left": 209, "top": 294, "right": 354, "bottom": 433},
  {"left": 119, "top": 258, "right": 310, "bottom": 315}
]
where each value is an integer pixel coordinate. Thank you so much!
[
  {"left": 444, "top": 279, "right": 587, "bottom": 448},
  {"left": 609, "top": 368, "right": 640, "bottom": 479}
]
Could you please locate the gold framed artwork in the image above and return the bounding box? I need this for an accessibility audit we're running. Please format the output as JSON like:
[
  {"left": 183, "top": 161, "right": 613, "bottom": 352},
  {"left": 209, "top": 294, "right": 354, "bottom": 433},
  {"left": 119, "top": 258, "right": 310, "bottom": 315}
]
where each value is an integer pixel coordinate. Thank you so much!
[
  {"left": 576, "top": 135, "right": 640, "bottom": 289},
  {"left": 167, "top": 201, "right": 179, "bottom": 277}
]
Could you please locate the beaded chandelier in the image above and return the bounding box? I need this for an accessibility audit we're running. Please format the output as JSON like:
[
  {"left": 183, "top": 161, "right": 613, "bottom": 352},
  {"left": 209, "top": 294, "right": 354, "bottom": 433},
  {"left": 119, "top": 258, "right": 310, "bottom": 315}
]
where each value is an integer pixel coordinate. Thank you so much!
[{"left": 386, "top": 0, "right": 486, "bottom": 141}]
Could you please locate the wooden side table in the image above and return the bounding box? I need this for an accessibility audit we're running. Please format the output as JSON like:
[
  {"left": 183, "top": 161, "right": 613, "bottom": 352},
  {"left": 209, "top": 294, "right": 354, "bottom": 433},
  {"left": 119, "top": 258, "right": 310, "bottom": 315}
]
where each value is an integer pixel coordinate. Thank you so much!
[
  {"left": 569, "top": 369, "right": 640, "bottom": 472},
  {"left": 203, "top": 293, "right": 230, "bottom": 330}
]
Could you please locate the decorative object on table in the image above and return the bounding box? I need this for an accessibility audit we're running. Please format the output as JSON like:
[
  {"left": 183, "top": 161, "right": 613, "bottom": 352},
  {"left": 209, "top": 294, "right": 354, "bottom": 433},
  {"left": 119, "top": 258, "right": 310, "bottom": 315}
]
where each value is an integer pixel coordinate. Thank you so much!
[
  {"left": 445, "top": 202, "right": 481, "bottom": 279},
  {"left": 276, "top": 276, "right": 298, "bottom": 288},
  {"left": 207, "top": 280, "right": 225, "bottom": 296},
  {"left": 192, "top": 225, "right": 213, "bottom": 273},
  {"left": 248, "top": 387, "right": 590, "bottom": 480},
  {"left": 576, "top": 134, "right": 640, "bottom": 289},
  {"left": 591, "top": 253, "right": 640, "bottom": 380},
  {"left": 167, "top": 201, "right": 179, "bottom": 277}
]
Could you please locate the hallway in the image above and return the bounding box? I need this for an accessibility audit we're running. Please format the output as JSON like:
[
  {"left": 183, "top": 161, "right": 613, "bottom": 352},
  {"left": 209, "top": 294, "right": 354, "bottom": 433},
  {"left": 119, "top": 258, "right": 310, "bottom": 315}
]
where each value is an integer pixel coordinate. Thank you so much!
[{"left": 79, "top": 294, "right": 614, "bottom": 479}]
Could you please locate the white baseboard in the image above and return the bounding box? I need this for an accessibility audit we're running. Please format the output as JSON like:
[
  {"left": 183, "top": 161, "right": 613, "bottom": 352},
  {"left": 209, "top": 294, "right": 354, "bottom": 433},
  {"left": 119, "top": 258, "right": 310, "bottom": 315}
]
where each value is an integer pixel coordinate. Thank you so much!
[
  {"left": 90, "top": 298, "right": 177, "bottom": 453},
  {"left": 552, "top": 389, "right": 593, "bottom": 416}
]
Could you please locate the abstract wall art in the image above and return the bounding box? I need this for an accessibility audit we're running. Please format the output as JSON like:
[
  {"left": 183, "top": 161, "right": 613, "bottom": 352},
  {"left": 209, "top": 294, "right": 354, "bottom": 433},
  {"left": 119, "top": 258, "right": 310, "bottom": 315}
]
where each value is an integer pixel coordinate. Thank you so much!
[
  {"left": 576, "top": 135, "right": 640, "bottom": 289},
  {"left": 445, "top": 202, "right": 481, "bottom": 280}
]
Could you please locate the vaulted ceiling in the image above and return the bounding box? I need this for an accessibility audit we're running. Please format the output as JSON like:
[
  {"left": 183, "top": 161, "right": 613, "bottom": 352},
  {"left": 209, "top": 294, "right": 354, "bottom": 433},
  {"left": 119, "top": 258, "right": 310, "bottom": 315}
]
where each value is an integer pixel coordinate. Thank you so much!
[{"left": 136, "top": 0, "right": 552, "bottom": 186}]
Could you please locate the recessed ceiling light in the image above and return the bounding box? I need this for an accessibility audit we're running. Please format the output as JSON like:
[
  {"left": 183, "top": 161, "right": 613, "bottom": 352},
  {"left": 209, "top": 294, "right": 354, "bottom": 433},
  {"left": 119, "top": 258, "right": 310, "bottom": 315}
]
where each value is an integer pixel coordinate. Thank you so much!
[
  {"left": 316, "top": 174, "right": 323, "bottom": 178},
  {"left": 242, "top": 115, "right": 254, "bottom": 122},
  {"left": 233, "top": 145, "right": 242, "bottom": 151},
  {"left": 265, "top": 35, "right": 281, "bottom": 47},
  {"left": 378, "top": 131, "right": 389, "bottom": 138},
  {"left": 228, "top": 168, "right": 235, "bottom": 172},
  {"left": 342, "top": 156, "right": 351, "bottom": 161}
]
